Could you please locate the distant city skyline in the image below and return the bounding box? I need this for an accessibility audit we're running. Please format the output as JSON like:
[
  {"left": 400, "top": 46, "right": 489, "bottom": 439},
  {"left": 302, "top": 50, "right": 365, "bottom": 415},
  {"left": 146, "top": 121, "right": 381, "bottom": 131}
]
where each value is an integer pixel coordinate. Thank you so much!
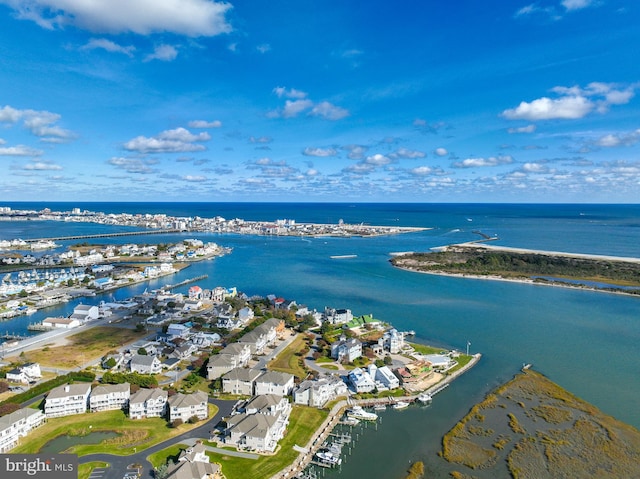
[{"left": 0, "top": 0, "right": 639, "bottom": 203}]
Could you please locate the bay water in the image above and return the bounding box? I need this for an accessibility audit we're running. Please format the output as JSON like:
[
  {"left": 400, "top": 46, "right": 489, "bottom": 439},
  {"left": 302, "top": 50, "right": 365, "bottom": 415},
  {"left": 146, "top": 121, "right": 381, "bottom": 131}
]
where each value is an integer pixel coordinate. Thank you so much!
[{"left": 1, "top": 203, "right": 639, "bottom": 477}]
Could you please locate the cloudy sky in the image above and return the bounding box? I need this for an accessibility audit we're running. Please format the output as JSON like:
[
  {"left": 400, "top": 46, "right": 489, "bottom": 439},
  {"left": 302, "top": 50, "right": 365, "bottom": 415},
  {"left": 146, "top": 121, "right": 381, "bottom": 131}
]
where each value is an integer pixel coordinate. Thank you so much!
[{"left": 1, "top": 0, "right": 639, "bottom": 202}]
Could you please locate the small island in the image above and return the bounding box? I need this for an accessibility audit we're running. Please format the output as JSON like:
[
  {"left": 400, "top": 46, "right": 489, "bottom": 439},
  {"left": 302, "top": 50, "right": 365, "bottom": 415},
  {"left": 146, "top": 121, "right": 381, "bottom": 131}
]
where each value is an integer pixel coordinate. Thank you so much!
[
  {"left": 440, "top": 368, "right": 640, "bottom": 478},
  {"left": 390, "top": 243, "right": 640, "bottom": 295}
]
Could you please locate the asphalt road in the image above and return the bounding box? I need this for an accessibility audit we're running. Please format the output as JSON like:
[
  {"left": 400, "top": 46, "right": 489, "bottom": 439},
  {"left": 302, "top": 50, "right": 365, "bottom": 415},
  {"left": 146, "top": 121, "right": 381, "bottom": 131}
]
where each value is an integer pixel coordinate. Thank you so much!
[{"left": 79, "top": 399, "right": 235, "bottom": 479}]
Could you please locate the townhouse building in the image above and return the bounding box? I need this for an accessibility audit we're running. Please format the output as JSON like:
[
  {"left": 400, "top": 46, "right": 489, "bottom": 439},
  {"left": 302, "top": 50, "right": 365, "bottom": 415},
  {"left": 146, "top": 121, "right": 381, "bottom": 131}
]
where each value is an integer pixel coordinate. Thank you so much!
[{"left": 45, "top": 383, "right": 91, "bottom": 418}]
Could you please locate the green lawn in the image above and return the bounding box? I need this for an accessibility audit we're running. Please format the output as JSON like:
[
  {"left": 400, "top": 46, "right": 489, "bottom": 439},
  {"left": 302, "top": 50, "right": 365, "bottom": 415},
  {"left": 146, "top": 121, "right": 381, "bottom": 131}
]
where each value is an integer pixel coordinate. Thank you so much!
[
  {"left": 147, "top": 443, "right": 188, "bottom": 468},
  {"left": 409, "top": 342, "right": 448, "bottom": 355},
  {"left": 78, "top": 462, "right": 109, "bottom": 479},
  {"left": 268, "top": 335, "right": 309, "bottom": 379},
  {"left": 206, "top": 405, "right": 327, "bottom": 479},
  {"left": 11, "top": 406, "right": 218, "bottom": 456}
]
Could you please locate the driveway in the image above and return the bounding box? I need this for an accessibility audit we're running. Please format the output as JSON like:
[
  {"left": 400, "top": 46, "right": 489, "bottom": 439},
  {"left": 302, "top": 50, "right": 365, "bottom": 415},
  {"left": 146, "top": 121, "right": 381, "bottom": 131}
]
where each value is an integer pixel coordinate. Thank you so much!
[{"left": 80, "top": 399, "right": 235, "bottom": 479}]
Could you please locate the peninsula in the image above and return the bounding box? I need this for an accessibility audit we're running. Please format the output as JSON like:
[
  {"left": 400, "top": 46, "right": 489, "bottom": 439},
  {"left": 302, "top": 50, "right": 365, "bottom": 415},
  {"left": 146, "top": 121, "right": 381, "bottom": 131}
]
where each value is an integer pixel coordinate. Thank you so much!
[{"left": 390, "top": 243, "right": 640, "bottom": 295}]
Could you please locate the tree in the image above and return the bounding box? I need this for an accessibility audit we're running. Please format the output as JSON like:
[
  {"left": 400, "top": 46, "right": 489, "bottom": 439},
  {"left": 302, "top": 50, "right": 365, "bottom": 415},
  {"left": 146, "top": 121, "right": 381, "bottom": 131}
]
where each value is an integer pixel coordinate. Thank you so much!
[
  {"left": 0, "top": 381, "right": 9, "bottom": 394},
  {"left": 384, "top": 355, "right": 393, "bottom": 366},
  {"left": 104, "top": 357, "right": 117, "bottom": 369},
  {"left": 137, "top": 347, "right": 148, "bottom": 355}
]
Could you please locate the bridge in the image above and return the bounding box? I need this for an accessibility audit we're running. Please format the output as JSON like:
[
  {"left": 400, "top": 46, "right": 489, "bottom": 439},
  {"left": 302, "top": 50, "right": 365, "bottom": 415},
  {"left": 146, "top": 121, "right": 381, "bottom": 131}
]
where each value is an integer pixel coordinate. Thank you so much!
[{"left": 24, "top": 229, "right": 183, "bottom": 243}]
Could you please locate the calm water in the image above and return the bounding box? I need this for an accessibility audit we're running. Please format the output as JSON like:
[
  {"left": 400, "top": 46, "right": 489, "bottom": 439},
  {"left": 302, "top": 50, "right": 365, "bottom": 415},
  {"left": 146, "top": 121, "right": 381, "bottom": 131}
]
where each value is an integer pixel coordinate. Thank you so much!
[{"left": 1, "top": 202, "right": 639, "bottom": 478}]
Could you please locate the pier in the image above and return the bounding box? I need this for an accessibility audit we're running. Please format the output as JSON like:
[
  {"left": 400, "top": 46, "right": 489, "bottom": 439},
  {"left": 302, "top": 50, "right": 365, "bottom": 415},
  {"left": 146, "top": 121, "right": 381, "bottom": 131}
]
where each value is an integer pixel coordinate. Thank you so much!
[
  {"left": 0, "top": 332, "right": 26, "bottom": 341},
  {"left": 164, "top": 275, "right": 208, "bottom": 289}
]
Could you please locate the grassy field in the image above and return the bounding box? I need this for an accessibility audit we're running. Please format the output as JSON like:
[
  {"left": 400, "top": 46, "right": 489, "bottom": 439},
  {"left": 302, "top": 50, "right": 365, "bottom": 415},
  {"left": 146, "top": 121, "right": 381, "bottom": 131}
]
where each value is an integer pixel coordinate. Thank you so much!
[
  {"left": 11, "top": 406, "right": 218, "bottom": 456},
  {"left": 268, "top": 334, "right": 309, "bottom": 379},
  {"left": 204, "top": 405, "right": 327, "bottom": 479},
  {"left": 147, "top": 443, "right": 189, "bottom": 468},
  {"left": 8, "top": 326, "right": 148, "bottom": 368},
  {"left": 78, "top": 462, "right": 109, "bottom": 479}
]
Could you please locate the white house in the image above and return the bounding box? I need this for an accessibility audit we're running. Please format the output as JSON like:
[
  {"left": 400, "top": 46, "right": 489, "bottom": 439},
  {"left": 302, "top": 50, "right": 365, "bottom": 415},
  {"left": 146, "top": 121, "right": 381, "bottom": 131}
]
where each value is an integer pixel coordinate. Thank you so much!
[
  {"left": 167, "top": 323, "right": 191, "bottom": 338},
  {"left": 347, "top": 367, "right": 376, "bottom": 393},
  {"left": 379, "top": 328, "right": 405, "bottom": 354},
  {"left": 224, "top": 395, "right": 291, "bottom": 453},
  {"left": 129, "top": 388, "right": 168, "bottom": 419},
  {"left": 254, "top": 371, "right": 295, "bottom": 397},
  {"left": 165, "top": 442, "right": 220, "bottom": 479},
  {"left": 323, "top": 307, "right": 353, "bottom": 325},
  {"left": 0, "top": 408, "right": 46, "bottom": 452},
  {"left": 368, "top": 364, "right": 400, "bottom": 390},
  {"left": 221, "top": 368, "right": 263, "bottom": 396},
  {"left": 6, "top": 363, "right": 41, "bottom": 384},
  {"left": 89, "top": 383, "right": 130, "bottom": 412},
  {"left": 293, "top": 376, "right": 348, "bottom": 408},
  {"left": 331, "top": 336, "right": 362, "bottom": 363},
  {"left": 167, "top": 391, "right": 209, "bottom": 423},
  {"left": 206, "top": 343, "right": 251, "bottom": 380},
  {"left": 130, "top": 355, "right": 162, "bottom": 374},
  {"left": 45, "top": 383, "right": 91, "bottom": 418}
]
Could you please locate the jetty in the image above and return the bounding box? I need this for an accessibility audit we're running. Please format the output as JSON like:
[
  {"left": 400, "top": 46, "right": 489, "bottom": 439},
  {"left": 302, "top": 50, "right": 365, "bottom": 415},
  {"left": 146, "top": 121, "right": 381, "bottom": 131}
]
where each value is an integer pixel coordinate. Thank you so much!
[{"left": 164, "top": 275, "right": 208, "bottom": 289}]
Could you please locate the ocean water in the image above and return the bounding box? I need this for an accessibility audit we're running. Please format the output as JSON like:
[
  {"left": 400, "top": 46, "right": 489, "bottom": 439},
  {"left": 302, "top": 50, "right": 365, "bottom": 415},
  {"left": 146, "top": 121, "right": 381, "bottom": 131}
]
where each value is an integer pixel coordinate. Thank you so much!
[{"left": 1, "top": 203, "right": 639, "bottom": 477}]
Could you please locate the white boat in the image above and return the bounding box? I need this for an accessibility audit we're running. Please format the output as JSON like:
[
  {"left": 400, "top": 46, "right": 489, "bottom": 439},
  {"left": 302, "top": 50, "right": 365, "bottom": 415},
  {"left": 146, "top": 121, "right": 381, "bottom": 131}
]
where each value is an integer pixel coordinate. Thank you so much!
[
  {"left": 341, "top": 416, "right": 360, "bottom": 426},
  {"left": 330, "top": 254, "right": 357, "bottom": 259},
  {"left": 373, "top": 404, "right": 386, "bottom": 411},
  {"left": 315, "top": 450, "right": 342, "bottom": 466},
  {"left": 392, "top": 401, "right": 410, "bottom": 410},
  {"left": 346, "top": 405, "right": 378, "bottom": 421},
  {"left": 417, "top": 392, "right": 432, "bottom": 403}
]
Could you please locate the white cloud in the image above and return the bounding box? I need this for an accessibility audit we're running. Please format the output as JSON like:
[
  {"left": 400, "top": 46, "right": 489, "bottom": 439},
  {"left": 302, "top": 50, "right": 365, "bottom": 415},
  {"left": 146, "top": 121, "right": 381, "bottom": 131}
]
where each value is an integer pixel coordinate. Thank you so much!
[
  {"left": 0, "top": 104, "right": 75, "bottom": 140},
  {"left": 303, "top": 147, "right": 338, "bottom": 157},
  {"left": 507, "top": 124, "right": 537, "bottom": 134},
  {"left": 81, "top": 38, "right": 135, "bottom": 56},
  {"left": 434, "top": 147, "right": 448, "bottom": 156},
  {"left": 1, "top": 0, "right": 233, "bottom": 37},
  {"left": 410, "top": 166, "right": 433, "bottom": 176},
  {"left": 391, "top": 147, "right": 426, "bottom": 159},
  {"left": 596, "top": 129, "right": 640, "bottom": 147},
  {"left": 256, "top": 43, "right": 271, "bottom": 54},
  {"left": 343, "top": 145, "right": 367, "bottom": 160},
  {"left": 23, "top": 160, "right": 62, "bottom": 170},
  {"left": 145, "top": 44, "right": 178, "bottom": 62},
  {"left": 522, "top": 162, "right": 549, "bottom": 173},
  {"left": 502, "top": 82, "right": 635, "bottom": 121},
  {"left": 188, "top": 120, "right": 222, "bottom": 128},
  {"left": 270, "top": 88, "right": 348, "bottom": 120},
  {"left": 183, "top": 175, "right": 207, "bottom": 182},
  {"left": 249, "top": 136, "right": 272, "bottom": 144},
  {"left": 453, "top": 156, "right": 514, "bottom": 168},
  {"left": 281, "top": 99, "right": 314, "bottom": 118},
  {"left": 365, "top": 154, "right": 391, "bottom": 166},
  {"left": 0, "top": 145, "right": 44, "bottom": 156},
  {"left": 273, "top": 87, "right": 308, "bottom": 99},
  {"left": 562, "top": 0, "right": 595, "bottom": 11},
  {"left": 310, "top": 101, "right": 349, "bottom": 120},
  {"left": 108, "top": 157, "right": 158, "bottom": 174},
  {"left": 123, "top": 127, "right": 210, "bottom": 153}
]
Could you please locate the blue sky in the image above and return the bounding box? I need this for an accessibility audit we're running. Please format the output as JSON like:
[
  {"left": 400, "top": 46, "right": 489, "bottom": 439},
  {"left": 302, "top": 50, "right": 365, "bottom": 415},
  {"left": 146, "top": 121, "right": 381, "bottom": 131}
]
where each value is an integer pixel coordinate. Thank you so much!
[{"left": 0, "top": 0, "right": 639, "bottom": 203}]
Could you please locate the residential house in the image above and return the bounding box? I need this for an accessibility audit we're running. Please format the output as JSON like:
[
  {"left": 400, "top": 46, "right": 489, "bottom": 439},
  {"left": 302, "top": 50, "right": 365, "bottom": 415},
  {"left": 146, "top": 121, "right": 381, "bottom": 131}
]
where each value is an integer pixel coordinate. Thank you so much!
[
  {"left": 347, "top": 367, "right": 376, "bottom": 393},
  {"left": 129, "top": 388, "right": 168, "bottom": 419},
  {"left": 167, "top": 323, "right": 191, "bottom": 339},
  {"left": 167, "top": 391, "right": 209, "bottom": 422},
  {"left": 368, "top": 364, "right": 400, "bottom": 390},
  {"left": 0, "top": 408, "right": 45, "bottom": 453},
  {"left": 331, "top": 336, "right": 362, "bottom": 363},
  {"left": 89, "top": 383, "right": 130, "bottom": 412},
  {"left": 254, "top": 371, "right": 295, "bottom": 397},
  {"left": 45, "top": 383, "right": 91, "bottom": 418},
  {"left": 237, "top": 307, "right": 254, "bottom": 324},
  {"left": 323, "top": 307, "right": 353, "bottom": 325},
  {"left": 293, "top": 376, "right": 348, "bottom": 408},
  {"left": 379, "top": 328, "right": 404, "bottom": 354},
  {"left": 224, "top": 395, "right": 291, "bottom": 453},
  {"left": 206, "top": 343, "right": 251, "bottom": 380},
  {"left": 130, "top": 355, "right": 162, "bottom": 375},
  {"left": 221, "top": 368, "right": 262, "bottom": 396},
  {"left": 188, "top": 286, "right": 203, "bottom": 300},
  {"left": 171, "top": 344, "right": 198, "bottom": 360},
  {"left": 6, "top": 363, "right": 41, "bottom": 384}
]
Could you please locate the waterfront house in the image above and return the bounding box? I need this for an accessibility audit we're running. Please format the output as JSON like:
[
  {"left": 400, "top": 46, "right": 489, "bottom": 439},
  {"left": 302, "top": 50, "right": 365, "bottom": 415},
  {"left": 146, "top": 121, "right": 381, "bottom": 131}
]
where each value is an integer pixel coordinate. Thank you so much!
[
  {"left": 293, "top": 376, "right": 348, "bottom": 408},
  {"left": 379, "top": 328, "right": 405, "bottom": 354},
  {"left": 0, "top": 408, "right": 45, "bottom": 453},
  {"left": 130, "top": 354, "right": 162, "bottom": 375},
  {"left": 331, "top": 336, "right": 363, "bottom": 363},
  {"left": 89, "top": 383, "right": 130, "bottom": 412},
  {"left": 224, "top": 395, "right": 291, "bottom": 453},
  {"left": 167, "top": 391, "right": 209, "bottom": 423},
  {"left": 6, "top": 362, "right": 41, "bottom": 384},
  {"left": 129, "top": 388, "right": 168, "bottom": 419},
  {"left": 45, "top": 383, "right": 91, "bottom": 418},
  {"left": 206, "top": 343, "right": 251, "bottom": 380},
  {"left": 368, "top": 364, "right": 400, "bottom": 390},
  {"left": 347, "top": 367, "right": 376, "bottom": 393},
  {"left": 254, "top": 370, "right": 295, "bottom": 397},
  {"left": 221, "top": 368, "right": 263, "bottom": 395},
  {"left": 423, "top": 353, "right": 455, "bottom": 371},
  {"left": 323, "top": 307, "right": 353, "bottom": 325}
]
